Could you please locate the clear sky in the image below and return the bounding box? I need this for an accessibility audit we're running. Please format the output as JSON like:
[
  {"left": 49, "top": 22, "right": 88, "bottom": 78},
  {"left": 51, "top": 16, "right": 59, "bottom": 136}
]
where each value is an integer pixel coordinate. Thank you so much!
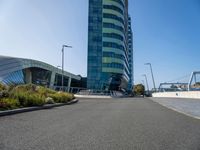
[{"left": 0, "top": 0, "right": 200, "bottom": 89}]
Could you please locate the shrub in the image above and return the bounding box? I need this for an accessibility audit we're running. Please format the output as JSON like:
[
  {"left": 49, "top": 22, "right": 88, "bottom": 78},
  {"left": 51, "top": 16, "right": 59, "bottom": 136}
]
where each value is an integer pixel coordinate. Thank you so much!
[
  {"left": 36, "top": 86, "right": 56, "bottom": 97},
  {"left": 10, "top": 84, "right": 45, "bottom": 107},
  {"left": 0, "top": 83, "right": 7, "bottom": 91},
  {"left": 2, "top": 84, "right": 74, "bottom": 108},
  {"left": 49, "top": 92, "right": 74, "bottom": 103},
  {"left": 11, "top": 92, "right": 45, "bottom": 107},
  {"left": 0, "top": 83, "right": 9, "bottom": 99},
  {"left": 12, "top": 84, "right": 37, "bottom": 93},
  {"left": 12, "top": 84, "right": 56, "bottom": 96},
  {"left": 134, "top": 84, "right": 145, "bottom": 96},
  {"left": 7, "top": 84, "right": 17, "bottom": 92},
  {"left": 0, "top": 90, "right": 9, "bottom": 98},
  {"left": 45, "top": 97, "right": 55, "bottom": 104},
  {"left": 0, "top": 98, "right": 20, "bottom": 110}
]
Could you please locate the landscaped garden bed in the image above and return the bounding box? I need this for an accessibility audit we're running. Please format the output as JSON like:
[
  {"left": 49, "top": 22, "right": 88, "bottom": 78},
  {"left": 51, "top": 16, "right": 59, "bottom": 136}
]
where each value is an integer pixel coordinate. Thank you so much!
[{"left": 0, "top": 83, "right": 75, "bottom": 111}]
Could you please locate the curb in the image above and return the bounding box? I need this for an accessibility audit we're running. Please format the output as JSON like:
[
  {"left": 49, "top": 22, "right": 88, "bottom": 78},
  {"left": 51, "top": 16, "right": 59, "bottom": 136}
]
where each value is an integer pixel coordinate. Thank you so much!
[
  {"left": 75, "top": 95, "right": 112, "bottom": 99},
  {"left": 0, "top": 99, "right": 79, "bottom": 117}
]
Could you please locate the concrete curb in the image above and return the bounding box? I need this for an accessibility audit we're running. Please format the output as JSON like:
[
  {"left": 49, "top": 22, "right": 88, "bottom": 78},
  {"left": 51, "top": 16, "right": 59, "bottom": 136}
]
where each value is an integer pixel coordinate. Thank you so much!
[
  {"left": 75, "top": 94, "right": 112, "bottom": 99},
  {"left": 0, "top": 99, "right": 79, "bottom": 117},
  {"left": 74, "top": 95, "right": 126, "bottom": 99}
]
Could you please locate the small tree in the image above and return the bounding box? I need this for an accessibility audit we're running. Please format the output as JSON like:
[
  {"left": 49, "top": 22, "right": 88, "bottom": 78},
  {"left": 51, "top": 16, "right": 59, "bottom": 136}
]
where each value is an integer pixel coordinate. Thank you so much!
[{"left": 134, "top": 84, "right": 145, "bottom": 96}]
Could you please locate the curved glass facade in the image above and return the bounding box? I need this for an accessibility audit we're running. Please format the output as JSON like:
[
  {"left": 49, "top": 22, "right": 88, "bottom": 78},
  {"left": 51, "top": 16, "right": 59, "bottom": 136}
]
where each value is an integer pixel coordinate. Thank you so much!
[
  {"left": 0, "top": 56, "right": 81, "bottom": 90},
  {"left": 88, "top": 0, "right": 133, "bottom": 91}
]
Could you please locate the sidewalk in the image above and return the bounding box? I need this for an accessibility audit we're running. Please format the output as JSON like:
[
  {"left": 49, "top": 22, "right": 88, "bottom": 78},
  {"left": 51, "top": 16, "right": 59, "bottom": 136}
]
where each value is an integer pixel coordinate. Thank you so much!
[{"left": 150, "top": 97, "right": 200, "bottom": 119}]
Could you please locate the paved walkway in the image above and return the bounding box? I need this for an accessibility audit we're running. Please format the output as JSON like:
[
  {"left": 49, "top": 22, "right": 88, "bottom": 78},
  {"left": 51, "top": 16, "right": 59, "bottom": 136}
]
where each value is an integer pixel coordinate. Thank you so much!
[
  {"left": 150, "top": 97, "right": 200, "bottom": 119},
  {"left": 0, "top": 98, "right": 200, "bottom": 150}
]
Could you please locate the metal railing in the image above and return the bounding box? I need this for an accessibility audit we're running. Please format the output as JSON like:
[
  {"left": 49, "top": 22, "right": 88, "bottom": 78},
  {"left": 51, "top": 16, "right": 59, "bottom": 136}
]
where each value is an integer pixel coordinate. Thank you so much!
[
  {"left": 157, "top": 71, "right": 200, "bottom": 92},
  {"left": 76, "top": 90, "right": 124, "bottom": 97},
  {"left": 50, "top": 86, "right": 86, "bottom": 93}
]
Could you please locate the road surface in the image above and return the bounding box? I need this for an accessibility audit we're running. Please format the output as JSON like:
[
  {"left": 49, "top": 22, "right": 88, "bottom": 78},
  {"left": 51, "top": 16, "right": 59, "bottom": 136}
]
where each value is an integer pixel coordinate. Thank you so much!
[{"left": 0, "top": 98, "right": 200, "bottom": 150}]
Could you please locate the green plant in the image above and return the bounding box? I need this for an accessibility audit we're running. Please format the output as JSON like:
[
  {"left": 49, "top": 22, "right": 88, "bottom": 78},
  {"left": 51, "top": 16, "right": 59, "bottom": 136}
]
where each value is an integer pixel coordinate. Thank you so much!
[
  {"left": 10, "top": 84, "right": 45, "bottom": 107},
  {"left": 7, "top": 84, "right": 17, "bottom": 92},
  {"left": 45, "top": 97, "right": 55, "bottom": 104},
  {"left": 36, "top": 86, "right": 56, "bottom": 97},
  {"left": 0, "top": 90, "right": 9, "bottom": 98},
  {"left": 0, "top": 98, "right": 20, "bottom": 110},
  {"left": 49, "top": 92, "right": 74, "bottom": 103},
  {"left": 134, "top": 84, "right": 145, "bottom": 96},
  {"left": 0, "top": 83, "right": 7, "bottom": 91},
  {"left": 0, "top": 83, "right": 9, "bottom": 99},
  {"left": 13, "top": 84, "right": 37, "bottom": 93},
  {"left": 1, "top": 84, "right": 74, "bottom": 108},
  {"left": 11, "top": 92, "right": 45, "bottom": 107}
]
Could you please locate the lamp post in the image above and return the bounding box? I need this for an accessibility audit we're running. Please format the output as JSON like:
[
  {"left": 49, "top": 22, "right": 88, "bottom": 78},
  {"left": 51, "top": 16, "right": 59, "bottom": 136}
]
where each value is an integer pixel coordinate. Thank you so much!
[
  {"left": 141, "top": 80, "right": 146, "bottom": 93},
  {"left": 142, "top": 74, "right": 149, "bottom": 94},
  {"left": 141, "top": 80, "right": 145, "bottom": 86},
  {"left": 145, "top": 63, "right": 156, "bottom": 91},
  {"left": 61, "top": 45, "right": 72, "bottom": 91},
  {"left": 56, "top": 66, "right": 61, "bottom": 88}
]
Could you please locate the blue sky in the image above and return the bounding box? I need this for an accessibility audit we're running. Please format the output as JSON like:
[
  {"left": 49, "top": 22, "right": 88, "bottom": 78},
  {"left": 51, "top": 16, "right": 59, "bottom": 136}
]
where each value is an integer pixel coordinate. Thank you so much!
[{"left": 0, "top": 0, "right": 200, "bottom": 89}]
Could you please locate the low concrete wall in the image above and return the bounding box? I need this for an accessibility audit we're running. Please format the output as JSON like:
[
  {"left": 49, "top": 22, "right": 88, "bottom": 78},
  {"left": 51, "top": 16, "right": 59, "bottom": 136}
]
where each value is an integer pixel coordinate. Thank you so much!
[
  {"left": 75, "top": 94, "right": 112, "bottom": 99},
  {"left": 152, "top": 91, "right": 200, "bottom": 99}
]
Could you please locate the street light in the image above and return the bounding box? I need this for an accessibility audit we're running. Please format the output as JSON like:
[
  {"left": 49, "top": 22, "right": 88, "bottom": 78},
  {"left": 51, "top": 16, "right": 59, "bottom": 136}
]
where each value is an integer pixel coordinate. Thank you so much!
[
  {"left": 56, "top": 66, "right": 61, "bottom": 88},
  {"left": 142, "top": 74, "right": 149, "bottom": 93},
  {"left": 141, "top": 80, "right": 146, "bottom": 92},
  {"left": 145, "top": 63, "right": 156, "bottom": 91},
  {"left": 61, "top": 45, "right": 72, "bottom": 91},
  {"left": 141, "top": 80, "right": 145, "bottom": 86}
]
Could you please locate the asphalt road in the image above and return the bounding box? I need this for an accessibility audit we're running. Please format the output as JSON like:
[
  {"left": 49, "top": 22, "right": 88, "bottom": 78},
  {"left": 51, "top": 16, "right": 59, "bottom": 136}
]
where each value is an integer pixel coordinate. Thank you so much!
[{"left": 0, "top": 98, "right": 200, "bottom": 150}]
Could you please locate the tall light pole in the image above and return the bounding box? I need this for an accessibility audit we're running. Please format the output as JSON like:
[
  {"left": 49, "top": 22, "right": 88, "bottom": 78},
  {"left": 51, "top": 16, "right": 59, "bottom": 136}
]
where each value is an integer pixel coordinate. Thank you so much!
[
  {"left": 141, "top": 80, "right": 145, "bottom": 86},
  {"left": 142, "top": 74, "right": 149, "bottom": 93},
  {"left": 145, "top": 63, "right": 156, "bottom": 91},
  {"left": 141, "top": 80, "right": 146, "bottom": 91},
  {"left": 56, "top": 66, "right": 61, "bottom": 88},
  {"left": 62, "top": 45, "right": 72, "bottom": 91}
]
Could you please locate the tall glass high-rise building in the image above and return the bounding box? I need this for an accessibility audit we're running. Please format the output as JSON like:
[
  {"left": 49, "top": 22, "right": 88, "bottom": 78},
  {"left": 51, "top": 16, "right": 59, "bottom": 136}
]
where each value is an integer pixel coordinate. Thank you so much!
[
  {"left": 87, "top": 0, "right": 133, "bottom": 91},
  {"left": 127, "top": 16, "right": 134, "bottom": 91}
]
